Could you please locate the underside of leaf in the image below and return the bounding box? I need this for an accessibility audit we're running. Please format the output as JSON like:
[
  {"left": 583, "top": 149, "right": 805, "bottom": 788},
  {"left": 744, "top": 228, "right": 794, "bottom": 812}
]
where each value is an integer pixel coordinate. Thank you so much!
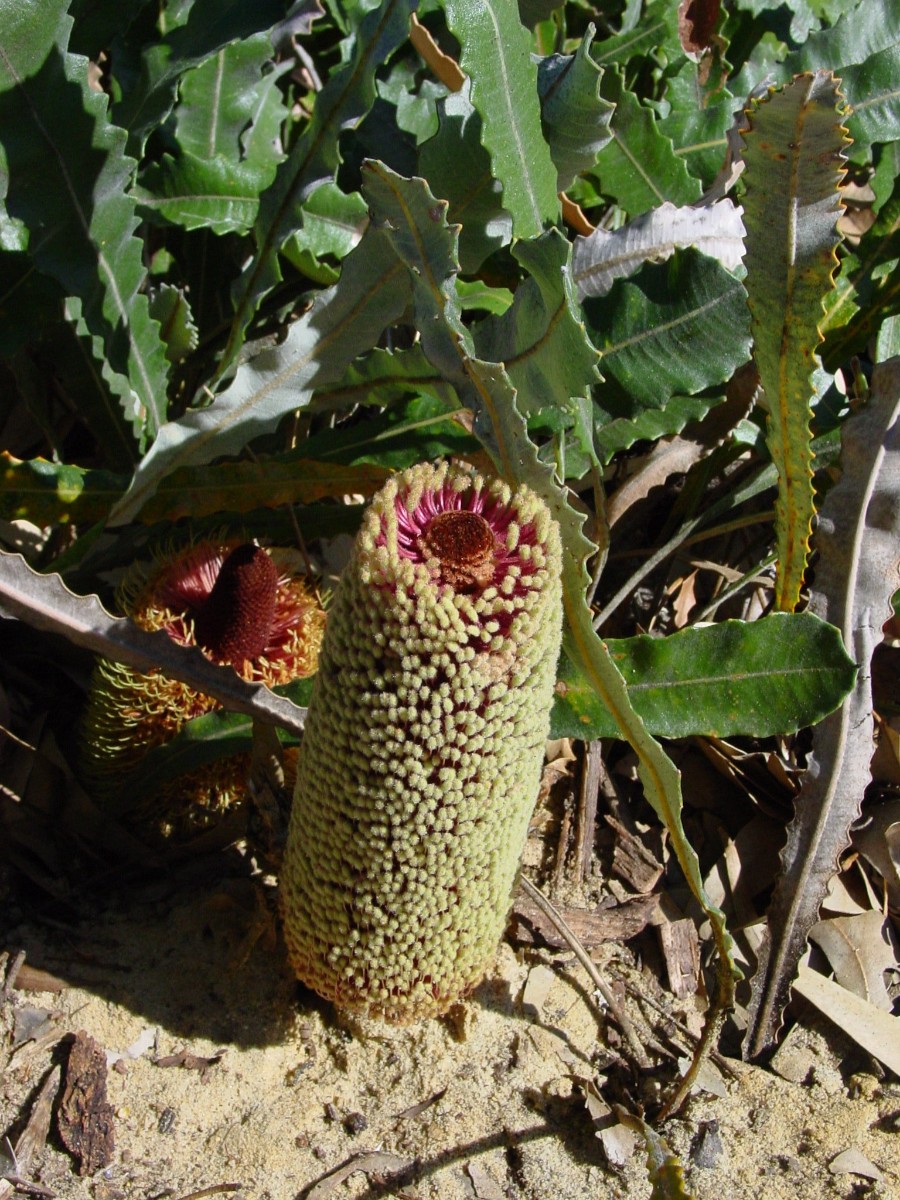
[{"left": 741, "top": 70, "right": 850, "bottom": 611}]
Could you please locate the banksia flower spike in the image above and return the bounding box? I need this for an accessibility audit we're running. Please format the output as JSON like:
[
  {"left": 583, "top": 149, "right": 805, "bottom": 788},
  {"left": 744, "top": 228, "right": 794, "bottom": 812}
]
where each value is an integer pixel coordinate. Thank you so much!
[
  {"left": 281, "top": 461, "right": 563, "bottom": 1021},
  {"left": 81, "top": 539, "right": 325, "bottom": 843}
]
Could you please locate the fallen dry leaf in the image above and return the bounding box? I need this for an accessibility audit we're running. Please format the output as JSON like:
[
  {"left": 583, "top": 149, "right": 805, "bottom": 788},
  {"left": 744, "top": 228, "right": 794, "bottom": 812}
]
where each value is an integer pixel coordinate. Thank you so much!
[
  {"left": 853, "top": 795, "right": 900, "bottom": 909},
  {"left": 305, "top": 1151, "right": 414, "bottom": 1199},
  {"left": 510, "top": 894, "right": 659, "bottom": 949},
  {"left": 828, "top": 1147, "right": 884, "bottom": 1181},
  {"left": 809, "top": 911, "right": 895, "bottom": 1010},
  {"left": 793, "top": 964, "right": 900, "bottom": 1076}
]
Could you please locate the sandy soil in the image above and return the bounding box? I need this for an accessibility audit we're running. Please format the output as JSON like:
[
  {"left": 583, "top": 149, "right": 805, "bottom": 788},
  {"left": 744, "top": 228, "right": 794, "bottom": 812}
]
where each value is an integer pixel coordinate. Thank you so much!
[{"left": 2, "top": 868, "right": 898, "bottom": 1200}]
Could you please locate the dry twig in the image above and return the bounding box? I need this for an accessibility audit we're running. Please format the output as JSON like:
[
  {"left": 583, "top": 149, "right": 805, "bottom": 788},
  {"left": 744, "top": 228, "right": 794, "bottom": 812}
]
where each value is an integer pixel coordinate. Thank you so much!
[{"left": 518, "top": 876, "right": 649, "bottom": 1070}]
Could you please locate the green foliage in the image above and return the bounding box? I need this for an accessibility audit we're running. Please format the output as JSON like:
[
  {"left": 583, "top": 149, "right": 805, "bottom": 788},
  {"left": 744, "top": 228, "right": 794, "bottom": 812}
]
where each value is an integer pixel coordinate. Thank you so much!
[
  {"left": 0, "top": 0, "right": 169, "bottom": 448},
  {"left": 552, "top": 613, "right": 857, "bottom": 740},
  {"left": 442, "top": 0, "right": 560, "bottom": 237},
  {"left": 741, "top": 71, "right": 849, "bottom": 610},
  {"left": 585, "top": 249, "right": 751, "bottom": 460}
]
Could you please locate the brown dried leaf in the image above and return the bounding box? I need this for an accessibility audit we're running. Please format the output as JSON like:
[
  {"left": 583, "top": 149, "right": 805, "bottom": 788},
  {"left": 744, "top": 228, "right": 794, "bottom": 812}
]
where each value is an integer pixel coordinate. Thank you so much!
[
  {"left": 305, "top": 1152, "right": 413, "bottom": 1199},
  {"left": 853, "top": 796, "right": 900, "bottom": 909},
  {"left": 828, "top": 1148, "right": 884, "bottom": 1181},
  {"left": 808, "top": 911, "right": 895, "bottom": 1010},
  {"left": 678, "top": 0, "right": 721, "bottom": 57},
  {"left": 793, "top": 964, "right": 900, "bottom": 1076},
  {"left": 745, "top": 358, "right": 900, "bottom": 1057}
]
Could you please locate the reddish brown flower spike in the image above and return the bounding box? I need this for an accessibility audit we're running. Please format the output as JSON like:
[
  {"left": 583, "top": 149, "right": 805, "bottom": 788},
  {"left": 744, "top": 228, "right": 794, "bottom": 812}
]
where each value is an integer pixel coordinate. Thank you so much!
[
  {"left": 194, "top": 544, "right": 279, "bottom": 666},
  {"left": 421, "top": 510, "right": 496, "bottom": 590}
]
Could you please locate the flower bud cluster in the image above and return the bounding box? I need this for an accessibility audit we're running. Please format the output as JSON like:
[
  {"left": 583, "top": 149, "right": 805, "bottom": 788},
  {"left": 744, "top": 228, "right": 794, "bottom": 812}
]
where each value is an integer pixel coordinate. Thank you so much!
[
  {"left": 281, "top": 461, "right": 563, "bottom": 1020},
  {"left": 81, "top": 539, "right": 325, "bottom": 842}
]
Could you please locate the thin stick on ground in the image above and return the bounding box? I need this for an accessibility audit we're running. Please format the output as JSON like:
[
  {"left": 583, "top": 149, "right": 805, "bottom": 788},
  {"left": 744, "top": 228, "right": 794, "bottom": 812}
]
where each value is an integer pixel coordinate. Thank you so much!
[
  {"left": 173, "top": 1185, "right": 243, "bottom": 1200},
  {"left": 0, "top": 1067, "right": 60, "bottom": 1200},
  {"left": 518, "top": 876, "right": 650, "bottom": 1070}
]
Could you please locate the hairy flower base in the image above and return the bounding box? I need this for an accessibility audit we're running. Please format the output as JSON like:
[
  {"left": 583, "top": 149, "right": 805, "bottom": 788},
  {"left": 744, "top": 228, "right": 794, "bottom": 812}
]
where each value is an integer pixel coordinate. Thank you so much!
[
  {"left": 281, "top": 462, "right": 563, "bottom": 1021},
  {"left": 81, "top": 540, "right": 325, "bottom": 843}
]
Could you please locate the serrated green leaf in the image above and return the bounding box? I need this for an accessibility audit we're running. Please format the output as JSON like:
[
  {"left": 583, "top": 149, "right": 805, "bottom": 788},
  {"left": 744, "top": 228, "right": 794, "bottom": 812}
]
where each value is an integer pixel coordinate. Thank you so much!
[
  {"left": 134, "top": 35, "right": 291, "bottom": 235},
  {"left": 657, "top": 58, "right": 735, "bottom": 187},
  {"left": 536, "top": 25, "right": 614, "bottom": 192},
  {"left": 111, "top": 0, "right": 288, "bottom": 153},
  {"left": 795, "top": 0, "right": 900, "bottom": 73},
  {"left": 138, "top": 456, "right": 391, "bottom": 523},
  {"left": 360, "top": 160, "right": 740, "bottom": 1021},
  {"left": 552, "top": 613, "right": 857, "bottom": 740},
  {"left": 148, "top": 283, "right": 198, "bottom": 363},
  {"left": 417, "top": 82, "right": 512, "bottom": 274},
  {"left": 592, "top": 66, "right": 702, "bottom": 214},
  {"left": 741, "top": 71, "right": 849, "bottom": 611},
  {"left": 838, "top": 48, "right": 900, "bottom": 151},
  {"left": 134, "top": 152, "right": 267, "bottom": 234},
  {"left": 281, "top": 183, "right": 369, "bottom": 281},
  {"left": 219, "top": 0, "right": 416, "bottom": 378},
  {"left": 64, "top": 296, "right": 146, "bottom": 462},
  {"left": 441, "top": 0, "right": 560, "bottom": 238},
  {"left": 593, "top": 393, "right": 722, "bottom": 464},
  {"left": 788, "top": 0, "right": 900, "bottom": 152},
  {"left": 0, "top": 4, "right": 170, "bottom": 446},
  {"left": 583, "top": 250, "right": 750, "bottom": 440},
  {"left": 108, "top": 223, "right": 412, "bottom": 525},
  {"left": 590, "top": 0, "right": 679, "bottom": 69},
  {"left": 312, "top": 344, "right": 451, "bottom": 410},
  {"left": 174, "top": 34, "right": 285, "bottom": 163},
  {"left": 472, "top": 229, "right": 600, "bottom": 455}
]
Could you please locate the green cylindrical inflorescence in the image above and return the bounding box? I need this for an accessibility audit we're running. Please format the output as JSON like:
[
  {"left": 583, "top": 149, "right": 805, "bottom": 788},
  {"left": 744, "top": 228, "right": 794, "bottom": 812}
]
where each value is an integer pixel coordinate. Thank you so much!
[{"left": 280, "top": 461, "right": 563, "bottom": 1021}]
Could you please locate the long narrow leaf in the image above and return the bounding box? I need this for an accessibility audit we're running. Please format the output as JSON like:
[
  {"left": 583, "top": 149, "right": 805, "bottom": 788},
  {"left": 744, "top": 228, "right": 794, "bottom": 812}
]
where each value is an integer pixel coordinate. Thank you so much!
[
  {"left": 109, "top": 223, "right": 412, "bottom": 525},
  {"left": 552, "top": 613, "right": 856, "bottom": 741},
  {"left": 745, "top": 357, "right": 900, "bottom": 1056},
  {"left": 441, "top": 0, "right": 559, "bottom": 238},
  {"left": 741, "top": 71, "right": 849, "bottom": 611},
  {"left": 573, "top": 201, "right": 745, "bottom": 300},
  {"left": 219, "top": 0, "right": 416, "bottom": 378},
  {"left": 0, "top": 2, "right": 170, "bottom": 448}
]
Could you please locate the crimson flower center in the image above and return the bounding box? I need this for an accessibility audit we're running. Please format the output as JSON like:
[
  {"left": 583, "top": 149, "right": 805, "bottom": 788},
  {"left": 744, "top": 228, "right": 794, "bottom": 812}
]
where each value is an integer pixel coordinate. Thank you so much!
[
  {"left": 193, "top": 544, "right": 278, "bottom": 666},
  {"left": 420, "top": 510, "right": 496, "bottom": 591}
]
